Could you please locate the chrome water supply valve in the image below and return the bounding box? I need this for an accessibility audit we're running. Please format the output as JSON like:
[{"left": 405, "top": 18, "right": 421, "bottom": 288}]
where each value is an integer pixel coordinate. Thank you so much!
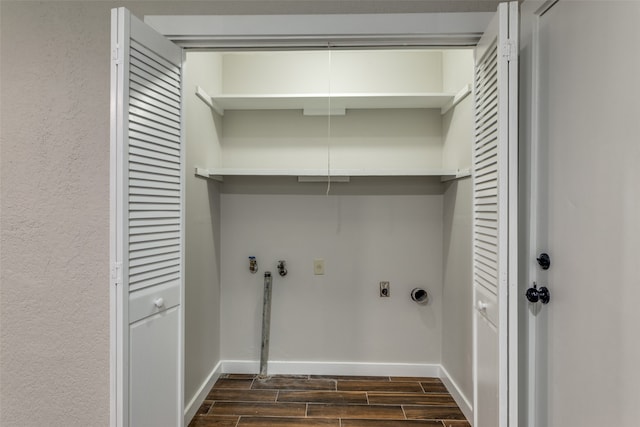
[
  {"left": 277, "top": 260, "right": 288, "bottom": 277},
  {"left": 249, "top": 256, "right": 258, "bottom": 274}
]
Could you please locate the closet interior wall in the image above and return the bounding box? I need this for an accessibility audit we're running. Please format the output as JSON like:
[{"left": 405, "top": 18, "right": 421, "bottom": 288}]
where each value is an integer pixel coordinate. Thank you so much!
[
  {"left": 184, "top": 52, "right": 223, "bottom": 404},
  {"left": 441, "top": 49, "right": 475, "bottom": 405}
]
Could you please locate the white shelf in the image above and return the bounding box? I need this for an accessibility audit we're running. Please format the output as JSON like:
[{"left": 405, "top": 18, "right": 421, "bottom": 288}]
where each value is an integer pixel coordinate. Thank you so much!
[
  {"left": 196, "top": 87, "right": 457, "bottom": 116},
  {"left": 216, "top": 93, "right": 454, "bottom": 110},
  {"left": 195, "top": 167, "right": 470, "bottom": 182},
  {"left": 211, "top": 168, "right": 461, "bottom": 177},
  {"left": 440, "top": 168, "right": 472, "bottom": 182}
]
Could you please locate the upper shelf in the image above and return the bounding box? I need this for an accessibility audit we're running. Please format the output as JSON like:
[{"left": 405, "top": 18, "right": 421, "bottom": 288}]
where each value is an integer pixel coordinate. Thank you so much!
[
  {"left": 214, "top": 93, "right": 454, "bottom": 111},
  {"left": 196, "top": 85, "right": 472, "bottom": 116}
]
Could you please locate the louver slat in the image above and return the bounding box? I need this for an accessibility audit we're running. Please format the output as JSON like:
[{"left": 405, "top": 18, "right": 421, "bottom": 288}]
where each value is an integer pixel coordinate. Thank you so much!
[
  {"left": 129, "top": 238, "right": 180, "bottom": 252},
  {"left": 127, "top": 35, "right": 182, "bottom": 293},
  {"left": 473, "top": 41, "right": 500, "bottom": 295},
  {"left": 130, "top": 82, "right": 181, "bottom": 111},
  {"left": 130, "top": 40, "right": 180, "bottom": 80}
]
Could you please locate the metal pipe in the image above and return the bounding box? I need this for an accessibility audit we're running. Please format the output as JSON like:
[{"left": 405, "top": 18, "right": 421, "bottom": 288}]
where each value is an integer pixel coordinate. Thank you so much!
[{"left": 259, "top": 272, "right": 273, "bottom": 378}]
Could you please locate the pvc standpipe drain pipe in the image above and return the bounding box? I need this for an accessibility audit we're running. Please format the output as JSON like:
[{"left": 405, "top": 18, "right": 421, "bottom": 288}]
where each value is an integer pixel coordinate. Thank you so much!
[{"left": 259, "top": 272, "right": 273, "bottom": 378}]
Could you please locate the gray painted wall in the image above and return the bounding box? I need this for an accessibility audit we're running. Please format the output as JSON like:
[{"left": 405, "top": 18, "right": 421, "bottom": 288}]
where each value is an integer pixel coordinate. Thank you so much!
[
  {"left": 220, "top": 193, "right": 444, "bottom": 365},
  {"left": 440, "top": 64, "right": 474, "bottom": 408},
  {"left": 0, "top": 1, "right": 500, "bottom": 425},
  {"left": 183, "top": 52, "right": 224, "bottom": 409},
  {"left": 442, "top": 178, "right": 473, "bottom": 406}
]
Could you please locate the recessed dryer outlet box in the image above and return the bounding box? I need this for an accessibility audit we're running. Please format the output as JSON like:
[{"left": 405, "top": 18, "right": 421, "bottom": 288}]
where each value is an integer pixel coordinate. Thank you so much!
[{"left": 380, "top": 281, "right": 390, "bottom": 297}]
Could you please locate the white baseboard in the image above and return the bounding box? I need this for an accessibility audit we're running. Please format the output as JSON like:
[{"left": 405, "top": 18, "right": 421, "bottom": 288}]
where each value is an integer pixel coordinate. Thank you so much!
[
  {"left": 184, "top": 360, "right": 222, "bottom": 425},
  {"left": 439, "top": 364, "right": 473, "bottom": 424},
  {"left": 220, "top": 359, "right": 440, "bottom": 377},
  {"left": 220, "top": 359, "right": 260, "bottom": 374}
]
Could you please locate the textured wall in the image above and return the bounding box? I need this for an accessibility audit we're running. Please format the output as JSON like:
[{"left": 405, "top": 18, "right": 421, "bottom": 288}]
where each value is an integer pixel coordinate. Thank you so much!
[
  {"left": 0, "top": 1, "right": 500, "bottom": 425},
  {"left": 0, "top": 3, "right": 114, "bottom": 425}
]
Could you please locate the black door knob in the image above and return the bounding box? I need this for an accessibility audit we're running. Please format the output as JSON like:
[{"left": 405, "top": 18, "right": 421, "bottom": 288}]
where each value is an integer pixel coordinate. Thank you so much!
[
  {"left": 526, "top": 283, "right": 551, "bottom": 304},
  {"left": 538, "top": 286, "right": 551, "bottom": 304},
  {"left": 537, "top": 253, "right": 551, "bottom": 270},
  {"left": 526, "top": 284, "right": 540, "bottom": 303}
]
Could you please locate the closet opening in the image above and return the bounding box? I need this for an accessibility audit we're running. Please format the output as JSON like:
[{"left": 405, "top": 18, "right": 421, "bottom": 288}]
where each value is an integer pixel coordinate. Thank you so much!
[{"left": 183, "top": 46, "right": 476, "bottom": 422}]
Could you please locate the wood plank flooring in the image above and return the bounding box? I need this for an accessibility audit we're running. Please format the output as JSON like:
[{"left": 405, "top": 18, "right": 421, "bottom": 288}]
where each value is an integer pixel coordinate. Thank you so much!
[{"left": 189, "top": 374, "right": 470, "bottom": 427}]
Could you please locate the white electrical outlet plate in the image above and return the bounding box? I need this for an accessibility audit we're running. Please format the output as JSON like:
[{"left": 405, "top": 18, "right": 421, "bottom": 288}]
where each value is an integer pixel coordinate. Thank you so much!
[{"left": 313, "top": 259, "right": 325, "bottom": 275}]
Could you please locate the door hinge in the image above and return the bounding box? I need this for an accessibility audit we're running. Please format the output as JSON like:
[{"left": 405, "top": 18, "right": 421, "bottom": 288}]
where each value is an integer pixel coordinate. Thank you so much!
[
  {"left": 501, "top": 39, "right": 517, "bottom": 62},
  {"left": 112, "top": 45, "right": 123, "bottom": 65},
  {"left": 111, "top": 262, "right": 123, "bottom": 285}
]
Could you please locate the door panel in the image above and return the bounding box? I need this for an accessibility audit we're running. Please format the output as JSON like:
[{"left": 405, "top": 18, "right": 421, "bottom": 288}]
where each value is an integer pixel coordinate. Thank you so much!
[
  {"left": 475, "top": 285, "right": 499, "bottom": 426},
  {"left": 130, "top": 307, "right": 181, "bottom": 426},
  {"left": 129, "top": 281, "right": 181, "bottom": 324},
  {"left": 111, "top": 7, "right": 184, "bottom": 427},
  {"left": 534, "top": 2, "right": 640, "bottom": 426},
  {"left": 476, "top": 313, "right": 499, "bottom": 427},
  {"left": 473, "top": 2, "right": 518, "bottom": 426}
]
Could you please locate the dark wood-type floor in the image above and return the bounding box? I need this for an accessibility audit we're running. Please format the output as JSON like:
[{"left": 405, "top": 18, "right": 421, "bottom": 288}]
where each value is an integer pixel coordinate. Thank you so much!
[{"left": 189, "top": 374, "right": 470, "bottom": 427}]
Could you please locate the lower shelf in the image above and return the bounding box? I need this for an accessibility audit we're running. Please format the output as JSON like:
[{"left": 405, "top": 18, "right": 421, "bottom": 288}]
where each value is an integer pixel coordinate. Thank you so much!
[{"left": 195, "top": 167, "right": 471, "bottom": 182}]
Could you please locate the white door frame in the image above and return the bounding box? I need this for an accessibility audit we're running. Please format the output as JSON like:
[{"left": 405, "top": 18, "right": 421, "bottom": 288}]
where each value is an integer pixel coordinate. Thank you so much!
[
  {"left": 116, "top": 10, "right": 520, "bottom": 426},
  {"left": 144, "top": 13, "right": 494, "bottom": 49}
]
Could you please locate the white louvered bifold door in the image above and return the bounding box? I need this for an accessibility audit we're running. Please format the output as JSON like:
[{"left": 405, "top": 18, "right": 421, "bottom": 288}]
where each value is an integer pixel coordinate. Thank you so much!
[
  {"left": 472, "top": 2, "right": 518, "bottom": 427},
  {"left": 110, "top": 8, "right": 184, "bottom": 427}
]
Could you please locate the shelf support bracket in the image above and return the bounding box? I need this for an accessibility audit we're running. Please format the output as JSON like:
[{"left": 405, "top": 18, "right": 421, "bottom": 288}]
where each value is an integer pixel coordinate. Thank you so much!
[
  {"left": 196, "top": 86, "right": 225, "bottom": 116},
  {"left": 195, "top": 167, "right": 224, "bottom": 182},
  {"left": 441, "top": 84, "right": 473, "bottom": 115},
  {"left": 440, "top": 168, "right": 472, "bottom": 182}
]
